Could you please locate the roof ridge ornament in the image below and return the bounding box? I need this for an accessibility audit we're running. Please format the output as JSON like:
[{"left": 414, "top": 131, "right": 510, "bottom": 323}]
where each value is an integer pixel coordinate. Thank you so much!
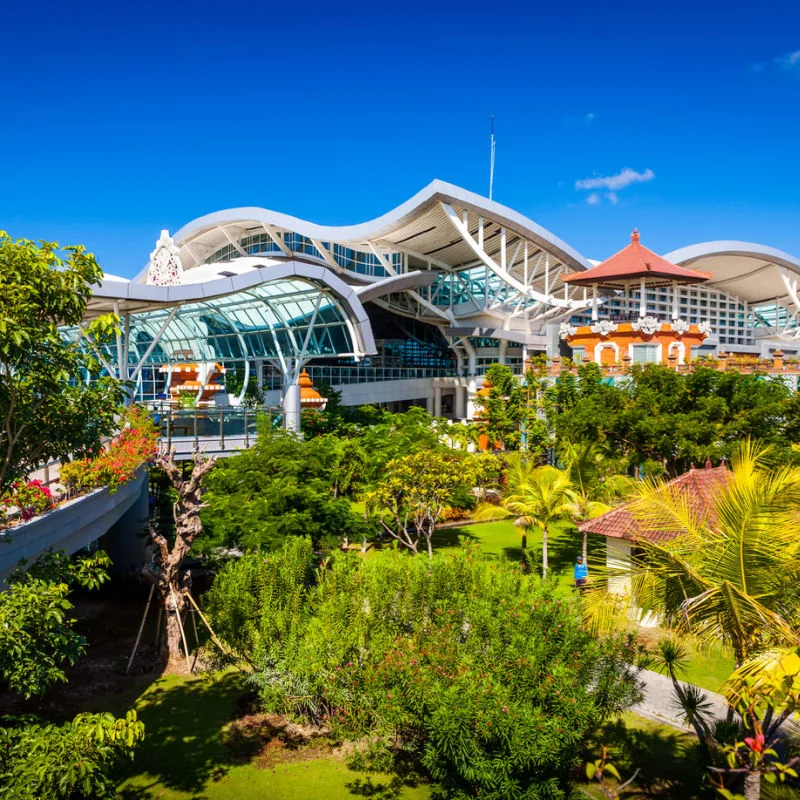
[
  {"left": 146, "top": 230, "right": 184, "bottom": 286},
  {"left": 631, "top": 229, "right": 640, "bottom": 243}
]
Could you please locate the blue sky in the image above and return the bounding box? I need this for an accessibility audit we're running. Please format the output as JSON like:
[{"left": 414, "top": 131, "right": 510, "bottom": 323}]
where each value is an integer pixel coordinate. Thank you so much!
[{"left": 2, "top": 0, "right": 799, "bottom": 276}]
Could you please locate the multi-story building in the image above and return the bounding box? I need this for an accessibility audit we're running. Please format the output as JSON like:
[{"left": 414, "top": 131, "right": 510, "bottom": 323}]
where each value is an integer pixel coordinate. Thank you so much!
[{"left": 71, "top": 181, "right": 800, "bottom": 428}]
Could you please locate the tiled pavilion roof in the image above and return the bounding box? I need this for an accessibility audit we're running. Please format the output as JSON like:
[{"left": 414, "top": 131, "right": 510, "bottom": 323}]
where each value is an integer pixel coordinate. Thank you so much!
[
  {"left": 579, "top": 463, "right": 731, "bottom": 544},
  {"left": 562, "top": 230, "right": 713, "bottom": 290}
]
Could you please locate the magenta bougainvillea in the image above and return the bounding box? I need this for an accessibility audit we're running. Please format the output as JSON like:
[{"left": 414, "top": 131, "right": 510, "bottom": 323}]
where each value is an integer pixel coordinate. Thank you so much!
[{"left": 1, "top": 479, "right": 54, "bottom": 521}]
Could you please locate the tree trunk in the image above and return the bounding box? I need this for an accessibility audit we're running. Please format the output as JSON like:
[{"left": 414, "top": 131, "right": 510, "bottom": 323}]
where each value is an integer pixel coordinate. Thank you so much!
[
  {"left": 145, "top": 449, "right": 216, "bottom": 673},
  {"left": 743, "top": 771, "right": 761, "bottom": 800},
  {"left": 521, "top": 532, "right": 527, "bottom": 550},
  {"left": 162, "top": 592, "right": 187, "bottom": 671},
  {"left": 542, "top": 526, "right": 549, "bottom": 577},
  {"left": 582, "top": 530, "right": 588, "bottom": 562}
]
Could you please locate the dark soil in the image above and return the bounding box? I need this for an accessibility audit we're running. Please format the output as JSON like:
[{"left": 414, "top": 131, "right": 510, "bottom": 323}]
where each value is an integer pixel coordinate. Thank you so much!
[{"left": 0, "top": 583, "right": 163, "bottom": 721}]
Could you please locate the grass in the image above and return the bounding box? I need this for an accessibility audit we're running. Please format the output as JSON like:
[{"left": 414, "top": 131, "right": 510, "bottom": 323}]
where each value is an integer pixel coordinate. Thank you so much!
[
  {"left": 114, "top": 669, "right": 796, "bottom": 799},
  {"left": 114, "top": 672, "right": 430, "bottom": 800},
  {"left": 431, "top": 518, "right": 603, "bottom": 596}
]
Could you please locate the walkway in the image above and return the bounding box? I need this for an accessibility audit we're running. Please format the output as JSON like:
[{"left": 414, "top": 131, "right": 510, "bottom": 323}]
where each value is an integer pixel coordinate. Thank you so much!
[{"left": 633, "top": 669, "right": 730, "bottom": 731}]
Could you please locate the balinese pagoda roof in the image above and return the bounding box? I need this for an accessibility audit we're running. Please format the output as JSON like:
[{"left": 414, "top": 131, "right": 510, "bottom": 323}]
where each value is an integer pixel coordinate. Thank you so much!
[
  {"left": 562, "top": 230, "right": 712, "bottom": 290},
  {"left": 579, "top": 463, "right": 730, "bottom": 544}
]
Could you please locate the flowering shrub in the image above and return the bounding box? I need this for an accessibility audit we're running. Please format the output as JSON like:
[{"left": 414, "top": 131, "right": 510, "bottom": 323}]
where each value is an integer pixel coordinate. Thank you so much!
[
  {"left": 206, "top": 539, "right": 642, "bottom": 799},
  {"left": 1, "top": 479, "right": 54, "bottom": 522},
  {"left": 60, "top": 406, "right": 158, "bottom": 496}
]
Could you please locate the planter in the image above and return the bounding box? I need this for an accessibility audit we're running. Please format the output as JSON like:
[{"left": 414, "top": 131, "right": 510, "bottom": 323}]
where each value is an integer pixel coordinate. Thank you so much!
[{"left": 0, "top": 468, "right": 148, "bottom": 586}]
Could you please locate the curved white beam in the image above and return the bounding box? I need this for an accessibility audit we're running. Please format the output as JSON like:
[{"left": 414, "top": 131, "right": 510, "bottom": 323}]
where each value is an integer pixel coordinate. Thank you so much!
[{"left": 88, "top": 258, "right": 376, "bottom": 357}]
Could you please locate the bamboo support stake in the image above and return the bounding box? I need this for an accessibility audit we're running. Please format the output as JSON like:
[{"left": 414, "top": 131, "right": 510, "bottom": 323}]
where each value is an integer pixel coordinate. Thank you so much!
[
  {"left": 126, "top": 583, "right": 155, "bottom": 675},
  {"left": 154, "top": 606, "right": 163, "bottom": 650},
  {"left": 190, "top": 610, "right": 201, "bottom": 672},
  {"left": 184, "top": 590, "right": 241, "bottom": 662},
  {"left": 171, "top": 585, "right": 192, "bottom": 673}
]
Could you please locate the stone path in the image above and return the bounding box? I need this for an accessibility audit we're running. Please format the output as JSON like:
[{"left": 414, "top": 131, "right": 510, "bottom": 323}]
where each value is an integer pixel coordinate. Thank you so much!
[{"left": 633, "top": 669, "right": 731, "bottom": 731}]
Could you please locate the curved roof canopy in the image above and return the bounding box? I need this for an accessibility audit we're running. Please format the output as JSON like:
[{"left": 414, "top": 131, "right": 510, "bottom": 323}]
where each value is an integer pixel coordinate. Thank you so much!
[
  {"left": 664, "top": 241, "right": 800, "bottom": 306},
  {"left": 134, "top": 180, "right": 595, "bottom": 342}
]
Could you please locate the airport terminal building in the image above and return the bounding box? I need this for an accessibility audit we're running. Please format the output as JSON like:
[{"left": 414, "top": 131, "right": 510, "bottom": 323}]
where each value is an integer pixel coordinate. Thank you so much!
[{"left": 76, "top": 181, "right": 800, "bottom": 427}]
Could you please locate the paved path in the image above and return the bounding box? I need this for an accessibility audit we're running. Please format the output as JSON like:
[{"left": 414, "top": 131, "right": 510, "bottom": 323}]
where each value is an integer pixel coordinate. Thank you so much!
[{"left": 633, "top": 669, "right": 730, "bottom": 731}]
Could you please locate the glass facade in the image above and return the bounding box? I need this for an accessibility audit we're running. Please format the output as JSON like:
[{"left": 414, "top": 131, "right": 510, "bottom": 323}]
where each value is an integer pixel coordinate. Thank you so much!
[
  {"left": 206, "top": 233, "right": 401, "bottom": 278},
  {"left": 63, "top": 279, "right": 360, "bottom": 402}
]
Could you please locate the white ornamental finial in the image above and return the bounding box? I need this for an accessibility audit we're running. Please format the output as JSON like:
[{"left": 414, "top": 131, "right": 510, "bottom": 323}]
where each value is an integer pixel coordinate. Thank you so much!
[{"left": 146, "top": 230, "right": 184, "bottom": 286}]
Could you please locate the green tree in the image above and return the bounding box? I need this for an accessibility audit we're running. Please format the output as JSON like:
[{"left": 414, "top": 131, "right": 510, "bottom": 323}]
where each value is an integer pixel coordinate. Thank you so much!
[
  {"left": 0, "top": 551, "right": 144, "bottom": 799},
  {"left": 205, "top": 539, "right": 642, "bottom": 800},
  {"left": 201, "top": 423, "right": 370, "bottom": 554},
  {"left": 560, "top": 440, "right": 633, "bottom": 561},
  {"left": 0, "top": 232, "right": 124, "bottom": 492},
  {"left": 476, "top": 464, "right": 576, "bottom": 576},
  {"left": 369, "top": 449, "right": 468, "bottom": 559}
]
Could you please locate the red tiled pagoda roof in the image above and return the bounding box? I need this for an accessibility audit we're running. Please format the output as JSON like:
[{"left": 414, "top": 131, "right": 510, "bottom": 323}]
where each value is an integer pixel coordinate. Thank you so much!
[
  {"left": 562, "top": 230, "right": 712, "bottom": 289},
  {"left": 579, "top": 464, "right": 730, "bottom": 544}
]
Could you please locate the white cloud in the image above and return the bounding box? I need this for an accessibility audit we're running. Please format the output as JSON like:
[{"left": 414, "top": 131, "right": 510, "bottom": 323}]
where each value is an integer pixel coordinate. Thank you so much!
[
  {"left": 563, "top": 112, "right": 597, "bottom": 125},
  {"left": 575, "top": 167, "right": 655, "bottom": 192},
  {"left": 778, "top": 49, "right": 800, "bottom": 69},
  {"left": 752, "top": 49, "right": 800, "bottom": 73},
  {"left": 586, "top": 193, "right": 601, "bottom": 205},
  {"left": 606, "top": 192, "right": 619, "bottom": 205}
]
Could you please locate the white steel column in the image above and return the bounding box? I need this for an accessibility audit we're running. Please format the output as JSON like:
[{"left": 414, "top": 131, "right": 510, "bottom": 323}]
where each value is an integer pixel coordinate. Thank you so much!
[
  {"left": 592, "top": 284, "right": 599, "bottom": 321},
  {"left": 639, "top": 277, "right": 647, "bottom": 318},
  {"left": 672, "top": 281, "right": 679, "bottom": 319},
  {"left": 283, "top": 377, "right": 301, "bottom": 432}
]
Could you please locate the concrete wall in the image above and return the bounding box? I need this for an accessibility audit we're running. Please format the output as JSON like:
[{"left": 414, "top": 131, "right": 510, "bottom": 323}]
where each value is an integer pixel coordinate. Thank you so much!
[
  {"left": 0, "top": 469, "right": 148, "bottom": 586},
  {"left": 606, "top": 537, "right": 633, "bottom": 595}
]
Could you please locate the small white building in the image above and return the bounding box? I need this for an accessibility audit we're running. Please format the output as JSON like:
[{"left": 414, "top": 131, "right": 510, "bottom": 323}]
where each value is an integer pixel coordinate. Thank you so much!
[{"left": 580, "top": 463, "right": 731, "bottom": 596}]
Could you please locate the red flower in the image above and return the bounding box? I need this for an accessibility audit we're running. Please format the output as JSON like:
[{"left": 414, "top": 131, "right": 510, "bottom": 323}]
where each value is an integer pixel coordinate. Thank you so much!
[{"left": 744, "top": 733, "right": 765, "bottom": 753}]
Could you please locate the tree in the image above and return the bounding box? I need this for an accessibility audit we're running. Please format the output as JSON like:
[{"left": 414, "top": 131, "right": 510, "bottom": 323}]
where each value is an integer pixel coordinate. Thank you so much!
[
  {"left": 561, "top": 441, "right": 632, "bottom": 561},
  {"left": 476, "top": 464, "right": 576, "bottom": 576},
  {"left": 144, "top": 449, "right": 216, "bottom": 671},
  {"left": 0, "top": 232, "right": 124, "bottom": 493},
  {"left": 0, "top": 551, "right": 144, "bottom": 799},
  {"left": 204, "top": 539, "right": 642, "bottom": 800},
  {"left": 587, "top": 441, "right": 800, "bottom": 668},
  {"left": 369, "top": 450, "right": 468, "bottom": 559},
  {"left": 201, "top": 424, "right": 371, "bottom": 553},
  {"left": 653, "top": 640, "right": 800, "bottom": 800}
]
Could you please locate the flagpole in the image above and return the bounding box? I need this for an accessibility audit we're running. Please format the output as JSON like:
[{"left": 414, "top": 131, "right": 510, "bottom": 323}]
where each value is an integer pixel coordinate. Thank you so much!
[{"left": 489, "top": 115, "right": 496, "bottom": 200}]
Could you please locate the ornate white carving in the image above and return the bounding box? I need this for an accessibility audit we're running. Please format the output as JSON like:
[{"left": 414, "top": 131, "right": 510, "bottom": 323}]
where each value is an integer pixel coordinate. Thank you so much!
[
  {"left": 631, "top": 316, "right": 661, "bottom": 336},
  {"left": 589, "top": 320, "right": 618, "bottom": 337},
  {"left": 698, "top": 320, "right": 712, "bottom": 337},
  {"left": 559, "top": 322, "right": 578, "bottom": 340},
  {"left": 670, "top": 318, "right": 690, "bottom": 336},
  {"left": 146, "top": 230, "right": 184, "bottom": 286}
]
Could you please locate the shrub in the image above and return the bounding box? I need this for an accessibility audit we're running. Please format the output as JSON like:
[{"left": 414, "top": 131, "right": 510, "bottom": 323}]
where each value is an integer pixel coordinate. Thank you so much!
[
  {"left": 206, "top": 540, "right": 642, "bottom": 799},
  {"left": 59, "top": 406, "right": 158, "bottom": 495},
  {"left": 1, "top": 479, "right": 54, "bottom": 522}
]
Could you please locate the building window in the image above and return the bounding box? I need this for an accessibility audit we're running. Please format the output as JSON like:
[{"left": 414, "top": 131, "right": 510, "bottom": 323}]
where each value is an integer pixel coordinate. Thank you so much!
[{"left": 632, "top": 344, "right": 659, "bottom": 364}]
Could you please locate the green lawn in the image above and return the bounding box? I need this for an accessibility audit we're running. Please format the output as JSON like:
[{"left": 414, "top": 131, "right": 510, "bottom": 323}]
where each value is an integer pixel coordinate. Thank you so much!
[
  {"left": 106, "top": 670, "right": 717, "bottom": 800},
  {"left": 115, "top": 672, "right": 429, "bottom": 800},
  {"left": 109, "top": 667, "right": 797, "bottom": 799},
  {"left": 431, "top": 518, "right": 601, "bottom": 596}
]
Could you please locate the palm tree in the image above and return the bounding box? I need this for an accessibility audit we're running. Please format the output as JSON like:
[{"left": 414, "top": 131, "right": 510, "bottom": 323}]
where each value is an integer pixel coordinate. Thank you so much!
[
  {"left": 586, "top": 441, "right": 800, "bottom": 667},
  {"left": 561, "top": 441, "right": 634, "bottom": 561},
  {"left": 476, "top": 463, "right": 575, "bottom": 576}
]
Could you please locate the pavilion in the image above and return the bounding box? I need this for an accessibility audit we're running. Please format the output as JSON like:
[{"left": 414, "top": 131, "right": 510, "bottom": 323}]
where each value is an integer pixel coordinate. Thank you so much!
[{"left": 560, "top": 231, "right": 713, "bottom": 366}]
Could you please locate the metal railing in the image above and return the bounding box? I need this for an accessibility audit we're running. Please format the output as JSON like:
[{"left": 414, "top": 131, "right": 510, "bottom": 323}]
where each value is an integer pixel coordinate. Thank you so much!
[{"left": 151, "top": 406, "right": 280, "bottom": 451}]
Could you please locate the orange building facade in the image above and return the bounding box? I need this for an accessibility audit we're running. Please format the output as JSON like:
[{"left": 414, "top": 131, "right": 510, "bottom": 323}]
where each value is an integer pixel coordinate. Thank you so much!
[{"left": 560, "top": 317, "right": 708, "bottom": 367}]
